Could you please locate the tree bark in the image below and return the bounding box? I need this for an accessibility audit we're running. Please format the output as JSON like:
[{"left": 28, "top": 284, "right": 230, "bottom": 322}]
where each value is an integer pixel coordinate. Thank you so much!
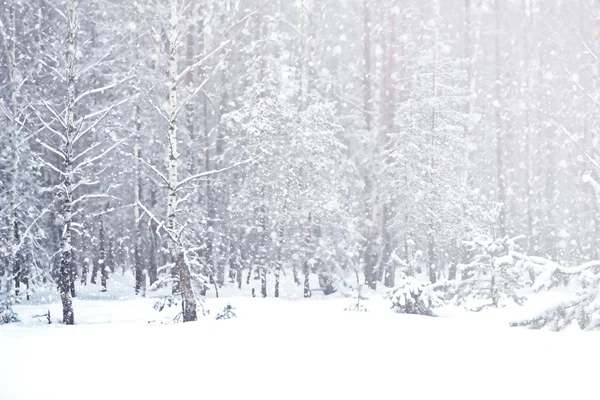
[
  {"left": 99, "top": 215, "right": 107, "bottom": 292},
  {"left": 57, "top": 0, "right": 78, "bottom": 325},
  {"left": 166, "top": 0, "right": 197, "bottom": 322},
  {"left": 133, "top": 103, "right": 144, "bottom": 296},
  {"left": 494, "top": 0, "right": 507, "bottom": 237},
  {"left": 303, "top": 260, "right": 311, "bottom": 298}
]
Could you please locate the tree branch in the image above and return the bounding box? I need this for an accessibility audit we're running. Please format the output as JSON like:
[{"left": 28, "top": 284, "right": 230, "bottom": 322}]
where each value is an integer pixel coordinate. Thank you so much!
[{"left": 175, "top": 159, "right": 252, "bottom": 190}]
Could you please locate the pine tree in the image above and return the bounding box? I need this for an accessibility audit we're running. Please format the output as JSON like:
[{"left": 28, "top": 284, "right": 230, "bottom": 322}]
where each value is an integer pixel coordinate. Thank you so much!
[{"left": 455, "top": 234, "right": 527, "bottom": 311}]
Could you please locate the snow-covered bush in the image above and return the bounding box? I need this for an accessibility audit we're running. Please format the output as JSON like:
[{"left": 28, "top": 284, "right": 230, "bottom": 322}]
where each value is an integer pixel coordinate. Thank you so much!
[
  {"left": 344, "top": 284, "right": 368, "bottom": 312},
  {"left": 0, "top": 300, "right": 19, "bottom": 324},
  {"left": 387, "top": 277, "right": 448, "bottom": 316},
  {"left": 455, "top": 235, "right": 528, "bottom": 311},
  {"left": 510, "top": 254, "right": 600, "bottom": 331},
  {"left": 0, "top": 274, "right": 19, "bottom": 324},
  {"left": 216, "top": 304, "right": 237, "bottom": 320}
]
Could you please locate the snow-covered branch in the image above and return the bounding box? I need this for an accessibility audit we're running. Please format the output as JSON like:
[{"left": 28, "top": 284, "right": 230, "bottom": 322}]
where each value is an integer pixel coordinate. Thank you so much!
[{"left": 175, "top": 159, "right": 252, "bottom": 190}]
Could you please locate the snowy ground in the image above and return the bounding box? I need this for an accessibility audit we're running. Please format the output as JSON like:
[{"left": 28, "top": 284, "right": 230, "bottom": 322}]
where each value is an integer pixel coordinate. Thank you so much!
[{"left": 1, "top": 275, "right": 598, "bottom": 400}]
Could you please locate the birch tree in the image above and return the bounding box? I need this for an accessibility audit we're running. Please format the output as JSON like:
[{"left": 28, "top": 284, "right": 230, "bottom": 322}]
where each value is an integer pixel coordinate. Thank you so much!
[{"left": 34, "top": 0, "right": 132, "bottom": 324}]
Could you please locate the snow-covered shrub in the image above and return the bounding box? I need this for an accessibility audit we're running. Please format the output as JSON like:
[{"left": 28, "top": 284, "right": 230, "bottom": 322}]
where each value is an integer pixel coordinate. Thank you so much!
[
  {"left": 0, "top": 275, "right": 19, "bottom": 324},
  {"left": 387, "top": 277, "right": 447, "bottom": 316},
  {"left": 216, "top": 304, "right": 237, "bottom": 320},
  {"left": 344, "top": 284, "right": 368, "bottom": 312},
  {"left": 455, "top": 235, "right": 528, "bottom": 311},
  {"left": 510, "top": 254, "right": 600, "bottom": 331},
  {"left": 0, "top": 301, "right": 19, "bottom": 324}
]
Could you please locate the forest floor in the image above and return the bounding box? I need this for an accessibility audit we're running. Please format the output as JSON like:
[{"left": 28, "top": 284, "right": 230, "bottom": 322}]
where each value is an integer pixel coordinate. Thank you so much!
[{"left": 0, "top": 273, "right": 598, "bottom": 400}]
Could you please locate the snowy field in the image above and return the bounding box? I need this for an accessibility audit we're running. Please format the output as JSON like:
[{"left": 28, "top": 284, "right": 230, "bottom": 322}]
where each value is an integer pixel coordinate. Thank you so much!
[{"left": 1, "top": 275, "right": 598, "bottom": 400}]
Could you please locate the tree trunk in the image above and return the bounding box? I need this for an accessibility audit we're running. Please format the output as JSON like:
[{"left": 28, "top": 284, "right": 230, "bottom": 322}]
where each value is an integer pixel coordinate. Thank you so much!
[
  {"left": 494, "top": 0, "right": 507, "bottom": 237},
  {"left": 133, "top": 103, "right": 144, "bottom": 296},
  {"left": 99, "top": 216, "right": 108, "bottom": 293},
  {"left": 362, "top": 0, "right": 378, "bottom": 291},
  {"left": 274, "top": 266, "right": 280, "bottom": 298},
  {"left": 58, "top": 0, "right": 78, "bottom": 325},
  {"left": 166, "top": 0, "right": 197, "bottom": 322},
  {"left": 167, "top": 0, "right": 180, "bottom": 296},
  {"left": 428, "top": 234, "right": 437, "bottom": 285},
  {"left": 177, "top": 250, "right": 198, "bottom": 322},
  {"left": 2, "top": 0, "right": 19, "bottom": 321},
  {"left": 13, "top": 222, "right": 20, "bottom": 298},
  {"left": 260, "top": 267, "right": 267, "bottom": 298},
  {"left": 303, "top": 261, "right": 310, "bottom": 298},
  {"left": 148, "top": 188, "right": 159, "bottom": 286}
]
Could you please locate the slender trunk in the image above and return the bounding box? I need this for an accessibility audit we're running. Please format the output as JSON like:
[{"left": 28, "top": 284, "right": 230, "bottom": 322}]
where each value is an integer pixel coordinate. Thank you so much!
[
  {"left": 177, "top": 250, "right": 197, "bottom": 321},
  {"left": 259, "top": 202, "right": 267, "bottom": 298},
  {"left": 58, "top": 0, "right": 78, "bottom": 325},
  {"left": 4, "top": 0, "right": 19, "bottom": 316},
  {"left": 13, "top": 222, "right": 20, "bottom": 298},
  {"left": 99, "top": 216, "right": 107, "bottom": 292},
  {"left": 303, "top": 212, "right": 312, "bottom": 297},
  {"left": 167, "top": 0, "right": 180, "bottom": 295},
  {"left": 167, "top": 0, "right": 197, "bottom": 322},
  {"left": 303, "top": 260, "right": 311, "bottom": 298},
  {"left": 362, "top": 0, "right": 377, "bottom": 290},
  {"left": 428, "top": 235, "right": 437, "bottom": 284},
  {"left": 428, "top": 1, "right": 440, "bottom": 285},
  {"left": 260, "top": 268, "right": 267, "bottom": 298},
  {"left": 523, "top": 1, "right": 534, "bottom": 253},
  {"left": 495, "top": 0, "right": 506, "bottom": 237},
  {"left": 90, "top": 261, "right": 98, "bottom": 284},
  {"left": 133, "top": 104, "right": 144, "bottom": 295},
  {"left": 80, "top": 233, "right": 88, "bottom": 285},
  {"left": 274, "top": 267, "right": 280, "bottom": 298},
  {"left": 464, "top": 0, "right": 474, "bottom": 188},
  {"left": 380, "top": 5, "right": 396, "bottom": 288},
  {"left": 107, "top": 237, "right": 114, "bottom": 273},
  {"left": 148, "top": 187, "right": 159, "bottom": 285}
]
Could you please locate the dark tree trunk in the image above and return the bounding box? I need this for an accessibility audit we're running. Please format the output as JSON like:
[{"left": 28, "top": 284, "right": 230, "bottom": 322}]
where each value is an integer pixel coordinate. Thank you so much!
[
  {"left": 80, "top": 258, "right": 88, "bottom": 285},
  {"left": 246, "top": 266, "right": 252, "bottom": 286},
  {"left": 257, "top": 197, "right": 268, "bottom": 298},
  {"left": 260, "top": 267, "right": 267, "bottom": 298},
  {"left": 171, "top": 266, "right": 180, "bottom": 295},
  {"left": 217, "top": 263, "right": 225, "bottom": 287},
  {"left": 99, "top": 215, "right": 107, "bottom": 293},
  {"left": 134, "top": 245, "right": 143, "bottom": 295},
  {"left": 178, "top": 250, "right": 198, "bottom": 322},
  {"left": 228, "top": 241, "right": 237, "bottom": 282},
  {"left": 274, "top": 265, "right": 280, "bottom": 298},
  {"left": 13, "top": 222, "right": 20, "bottom": 298},
  {"left": 236, "top": 264, "right": 243, "bottom": 289},
  {"left": 148, "top": 228, "right": 158, "bottom": 286},
  {"left": 384, "top": 261, "right": 396, "bottom": 288},
  {"left": 303, "top": 261, "right": 310, "bottom": 298},
  {"left": 364, "top": 247, "right": 377, "bottom": 290},
  {"left": 448, "top": 262, "right": 457, "bottom": 281},
  {"left": 90, "top": 253, "right": 99, "bottom": 284},
  {"left": 70, "top": 263, "right": 76, "bottom": 298},
  {"left": 378, "top": 205, "right": 392, "bottom": 284},
  {"left": 428, "top": 233, "right": 437, "bottom": 284},
  {"left": 106, "top": 237, "right": 114, "bottom": 273},
  {"left": 80, "top": 229, "right": 88, "bottom": 285},
  {"left": 59, "top": 251, "right": 74, "bottom": 325}
]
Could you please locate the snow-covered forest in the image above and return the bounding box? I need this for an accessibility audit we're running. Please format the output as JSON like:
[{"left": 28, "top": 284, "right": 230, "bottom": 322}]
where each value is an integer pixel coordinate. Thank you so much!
[
  {"left": 5, "top": 1, "right": 600, "bottom": 398},
  {"left": 3, "top": 0, "right": 600, "bottom": 331}
]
